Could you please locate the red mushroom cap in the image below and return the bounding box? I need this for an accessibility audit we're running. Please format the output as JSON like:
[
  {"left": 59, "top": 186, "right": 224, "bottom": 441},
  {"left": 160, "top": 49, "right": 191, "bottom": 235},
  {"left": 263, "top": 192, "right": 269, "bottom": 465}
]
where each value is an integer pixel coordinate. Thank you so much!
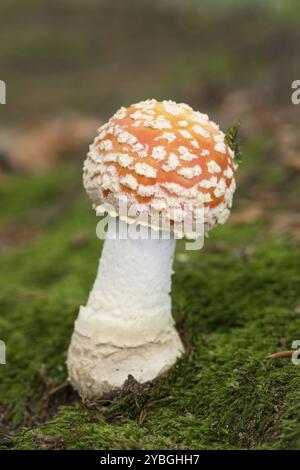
[{"left": 84, "top": 99, "right": 237, "bottom": 237}]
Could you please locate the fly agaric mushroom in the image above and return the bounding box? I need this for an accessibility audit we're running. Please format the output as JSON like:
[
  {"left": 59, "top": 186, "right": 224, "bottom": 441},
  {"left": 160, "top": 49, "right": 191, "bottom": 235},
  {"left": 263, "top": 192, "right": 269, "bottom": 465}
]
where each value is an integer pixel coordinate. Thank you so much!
[{"left": 67, "top": 99, "right": 238, "bottom": 399}]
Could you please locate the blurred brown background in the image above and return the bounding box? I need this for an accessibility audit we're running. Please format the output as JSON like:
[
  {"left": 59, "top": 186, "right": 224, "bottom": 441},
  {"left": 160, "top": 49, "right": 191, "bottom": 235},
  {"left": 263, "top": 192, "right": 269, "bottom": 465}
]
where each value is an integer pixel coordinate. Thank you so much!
[
  {"left": 1, "top": 1, "right": 300, "bottom": 450},
  {"left": 0, "top": 0, "right": 300, "bottom": 234}
]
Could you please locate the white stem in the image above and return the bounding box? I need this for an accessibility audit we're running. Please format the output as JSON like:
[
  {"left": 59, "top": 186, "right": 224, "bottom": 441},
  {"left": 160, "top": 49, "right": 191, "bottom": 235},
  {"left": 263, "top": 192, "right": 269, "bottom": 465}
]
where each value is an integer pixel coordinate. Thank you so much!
[
  {"left": 75, "top": 218, "right": 176, "bottom": 346},
  {"left": 68, "top": 218, "right": 184, "bottom": 398}
]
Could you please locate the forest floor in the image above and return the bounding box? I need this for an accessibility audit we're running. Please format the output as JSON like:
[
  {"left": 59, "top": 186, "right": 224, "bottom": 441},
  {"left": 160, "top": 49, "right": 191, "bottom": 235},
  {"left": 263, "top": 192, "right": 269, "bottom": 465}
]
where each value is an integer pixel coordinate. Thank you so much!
[
  {"left": 0, "top": 0, "right": 300, "bottom": 450},
  {"left": 0, "top": 145, "right": 299, "bottom": 449}
]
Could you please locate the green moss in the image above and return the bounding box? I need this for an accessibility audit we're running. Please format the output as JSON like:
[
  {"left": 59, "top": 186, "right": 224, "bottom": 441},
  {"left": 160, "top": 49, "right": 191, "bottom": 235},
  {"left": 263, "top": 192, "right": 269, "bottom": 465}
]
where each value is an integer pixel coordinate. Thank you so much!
[{"left": 0, "top": 167, "right": 300, "bottom": 449}]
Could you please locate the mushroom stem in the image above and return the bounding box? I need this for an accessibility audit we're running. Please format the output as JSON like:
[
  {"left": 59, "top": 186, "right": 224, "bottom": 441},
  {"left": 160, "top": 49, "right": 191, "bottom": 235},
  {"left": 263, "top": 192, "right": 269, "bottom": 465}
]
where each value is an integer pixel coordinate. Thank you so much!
[{"left": 67, "top": 217, "right": 184, "bottom": 399}]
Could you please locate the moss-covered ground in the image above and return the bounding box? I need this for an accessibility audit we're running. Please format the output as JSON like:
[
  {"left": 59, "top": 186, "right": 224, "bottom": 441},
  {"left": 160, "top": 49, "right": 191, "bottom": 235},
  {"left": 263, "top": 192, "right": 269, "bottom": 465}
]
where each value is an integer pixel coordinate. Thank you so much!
[
  {"left": 1, "top": 0, "right": 300, "bottom": 452},
  {"left": 0, "top": 158, "right": 299, "bottom": 449}
]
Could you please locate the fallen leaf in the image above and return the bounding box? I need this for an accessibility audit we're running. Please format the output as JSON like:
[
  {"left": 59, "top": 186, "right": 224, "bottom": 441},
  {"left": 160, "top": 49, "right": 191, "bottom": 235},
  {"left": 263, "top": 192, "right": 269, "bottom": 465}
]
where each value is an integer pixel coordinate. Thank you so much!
[
  {"left": 34, "top": 431, "right": 64, "bottom": 450},
  {"left": 267, "top": 350, "right": 293, "bottom": 359},
  {"left": 0, "top": 115, "right": 99, "bottom": 173},
  {"left": 139, "top": 407, "right": 148, "bottom": 426}
]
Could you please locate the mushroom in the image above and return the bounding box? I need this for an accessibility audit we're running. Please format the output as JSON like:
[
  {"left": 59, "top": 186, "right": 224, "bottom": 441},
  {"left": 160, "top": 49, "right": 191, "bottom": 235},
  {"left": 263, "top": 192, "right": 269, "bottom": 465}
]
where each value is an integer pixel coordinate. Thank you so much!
[{"left": 67, "top": 99, "right": 238, "bottom": 399}]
